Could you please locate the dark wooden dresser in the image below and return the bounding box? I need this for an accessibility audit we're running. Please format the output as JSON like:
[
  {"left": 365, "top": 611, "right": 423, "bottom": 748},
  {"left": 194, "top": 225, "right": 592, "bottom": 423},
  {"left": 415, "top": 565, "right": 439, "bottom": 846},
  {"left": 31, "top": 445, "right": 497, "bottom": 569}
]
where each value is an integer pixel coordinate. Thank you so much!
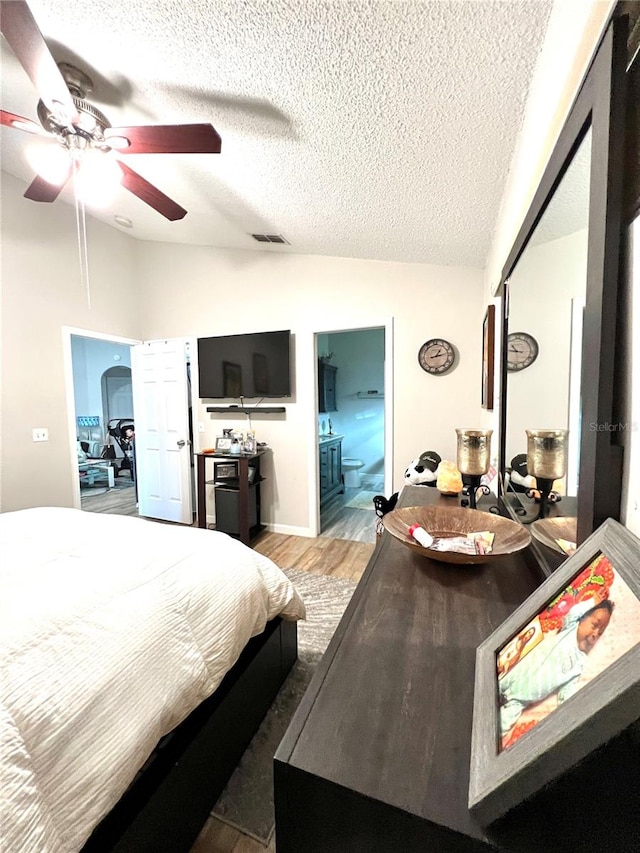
[{"left": 274, "top": 486, "right": 640, "bottom": 852}]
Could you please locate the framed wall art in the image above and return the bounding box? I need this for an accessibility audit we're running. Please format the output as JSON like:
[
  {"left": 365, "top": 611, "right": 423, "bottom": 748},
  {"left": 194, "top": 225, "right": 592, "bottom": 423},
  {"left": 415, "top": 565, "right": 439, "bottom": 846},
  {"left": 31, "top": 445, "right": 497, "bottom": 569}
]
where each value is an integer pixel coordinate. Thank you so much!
[
  {"left": 481, "top": 305, "right": 495, "bottom": 410},
  {"left": 468, "top": 517, "right": 640, "bottom": 826}
]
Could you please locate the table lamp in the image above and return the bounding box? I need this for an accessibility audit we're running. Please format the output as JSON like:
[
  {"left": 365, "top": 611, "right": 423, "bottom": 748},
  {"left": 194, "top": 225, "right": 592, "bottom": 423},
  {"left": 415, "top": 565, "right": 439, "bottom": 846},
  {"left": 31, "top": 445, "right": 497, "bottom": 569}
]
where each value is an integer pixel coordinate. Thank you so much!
[
  {"left": 456, "top": 428, "right": 493, "bottom": 510},
  {"left": 526, "top": 429, "right": 568, "bottom": 519}
]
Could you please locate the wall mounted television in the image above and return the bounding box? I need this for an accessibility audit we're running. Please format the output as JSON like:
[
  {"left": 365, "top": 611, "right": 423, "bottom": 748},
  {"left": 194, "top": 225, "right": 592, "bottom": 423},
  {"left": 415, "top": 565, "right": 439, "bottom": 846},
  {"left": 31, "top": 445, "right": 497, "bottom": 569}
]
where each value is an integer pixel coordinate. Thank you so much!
[{"left": 197, "top": 330, "right": 292, "bottom": 398}]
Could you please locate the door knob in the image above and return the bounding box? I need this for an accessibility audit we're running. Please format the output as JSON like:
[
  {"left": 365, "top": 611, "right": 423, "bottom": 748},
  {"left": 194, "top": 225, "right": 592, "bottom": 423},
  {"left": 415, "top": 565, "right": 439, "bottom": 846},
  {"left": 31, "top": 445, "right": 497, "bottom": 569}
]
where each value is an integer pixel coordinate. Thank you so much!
[{"left": 177, "top": 439, "right": 186, "bottom": 448}]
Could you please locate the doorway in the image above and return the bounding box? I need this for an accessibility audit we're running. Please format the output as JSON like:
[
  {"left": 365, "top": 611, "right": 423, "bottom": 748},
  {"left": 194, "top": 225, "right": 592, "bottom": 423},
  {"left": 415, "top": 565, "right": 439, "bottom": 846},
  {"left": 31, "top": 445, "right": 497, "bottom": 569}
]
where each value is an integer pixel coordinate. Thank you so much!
[
  {"left": 315, "top": 324, "right": 391, "bottom": 543},
  {"left": 64, "top": 329, "right": 196, "bottom": 522},
  {"left": 66, "top": 330, "right": 139, "bottom": 516}
]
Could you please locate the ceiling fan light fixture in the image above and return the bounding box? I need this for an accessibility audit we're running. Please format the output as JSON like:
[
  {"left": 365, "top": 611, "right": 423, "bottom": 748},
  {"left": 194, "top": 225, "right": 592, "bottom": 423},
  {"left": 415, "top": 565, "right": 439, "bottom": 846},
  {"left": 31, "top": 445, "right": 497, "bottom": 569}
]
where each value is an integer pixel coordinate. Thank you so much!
[
  {"left": 74, "top": 150, "right": 122, "bottom": 206},
  {"left": 1, "top": 2, "right": 221, "bottom": 221},
  {"left": 26, "top": 141, "right": 70, "bottom": 186},
  {"left": 105, "top": 135, "right": 131, "bottom": 150},
  {"left": 10, "top": 117, "right": 36, "bottom": 132}
]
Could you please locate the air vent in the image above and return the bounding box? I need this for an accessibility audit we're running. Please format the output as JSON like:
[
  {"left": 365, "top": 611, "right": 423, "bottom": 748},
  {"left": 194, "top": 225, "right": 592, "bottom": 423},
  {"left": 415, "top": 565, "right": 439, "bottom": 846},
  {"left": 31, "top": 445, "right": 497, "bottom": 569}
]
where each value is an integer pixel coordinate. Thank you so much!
[{"left": 251, "top": 233, "right": 290, "bottom": 244}]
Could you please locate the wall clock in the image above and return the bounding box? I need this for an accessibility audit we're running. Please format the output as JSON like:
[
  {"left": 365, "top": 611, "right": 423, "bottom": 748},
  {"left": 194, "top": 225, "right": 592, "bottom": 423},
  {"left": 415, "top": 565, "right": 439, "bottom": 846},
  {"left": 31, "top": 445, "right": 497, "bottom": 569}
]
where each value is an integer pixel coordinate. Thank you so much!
[
  {"left": 418, "top": 339, "right": 456, "bottom": 375},
  {"left": 507, "top": 332, "right": 539, "bottom": 372}
]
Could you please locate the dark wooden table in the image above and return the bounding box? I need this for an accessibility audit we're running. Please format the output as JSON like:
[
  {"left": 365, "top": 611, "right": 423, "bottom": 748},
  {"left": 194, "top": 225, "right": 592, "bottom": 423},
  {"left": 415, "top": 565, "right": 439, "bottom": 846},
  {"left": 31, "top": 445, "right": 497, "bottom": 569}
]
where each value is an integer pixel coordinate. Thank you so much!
[
  {"left": 275, "top": 485, "right": 544, "bottom": 852},
  {"left": 196, "top": 450, "right": 267, "bottom": 545},
  {"left": 275, "top": 485, "right": 640, "bottom": 851}
]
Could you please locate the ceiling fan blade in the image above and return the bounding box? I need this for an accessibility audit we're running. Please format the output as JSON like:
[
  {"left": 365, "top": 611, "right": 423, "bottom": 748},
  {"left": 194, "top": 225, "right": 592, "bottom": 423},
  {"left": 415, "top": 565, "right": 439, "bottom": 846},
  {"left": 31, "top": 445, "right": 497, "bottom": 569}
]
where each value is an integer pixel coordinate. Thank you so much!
[
  {"left": 117, "top": 161, "right": 187, "bottom": 221},
  {"left": 0, "top": 1, "right": 78, "bottom": 125},
  {"left": 106, "top": 123, "right": 221, "bottom": 155},
  {"left": 23, "top": 168, "right": 71, "bottom": 202},
  {"left": 1, "top": 108, "right": 47, "bottom": 135}
]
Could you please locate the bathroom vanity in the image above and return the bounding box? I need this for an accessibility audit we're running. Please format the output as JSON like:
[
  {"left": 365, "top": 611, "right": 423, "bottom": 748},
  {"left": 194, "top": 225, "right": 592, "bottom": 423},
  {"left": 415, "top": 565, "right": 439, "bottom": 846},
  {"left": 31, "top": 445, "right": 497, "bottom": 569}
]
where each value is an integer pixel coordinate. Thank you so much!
[{"left": 318, "top": 434, "right": 343, "bottom": 505}]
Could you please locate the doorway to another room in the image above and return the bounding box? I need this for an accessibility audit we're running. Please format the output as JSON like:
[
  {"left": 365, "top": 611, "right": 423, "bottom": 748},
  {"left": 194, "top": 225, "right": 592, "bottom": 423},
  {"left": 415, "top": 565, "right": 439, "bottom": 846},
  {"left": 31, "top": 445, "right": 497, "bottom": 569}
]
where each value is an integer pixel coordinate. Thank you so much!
[
  {"left": 316, "top": 326, "right": 388, "bottom": 544},
  {"left": 70, "top": 333, "right": 138, "bottom": 516}
]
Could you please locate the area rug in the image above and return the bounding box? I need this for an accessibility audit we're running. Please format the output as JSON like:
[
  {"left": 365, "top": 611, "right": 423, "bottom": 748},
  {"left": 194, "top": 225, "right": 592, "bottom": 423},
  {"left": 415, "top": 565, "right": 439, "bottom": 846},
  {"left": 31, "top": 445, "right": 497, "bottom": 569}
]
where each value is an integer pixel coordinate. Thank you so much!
[
  {"left": 211, "top": 568, "right": 358, "bottom": 844},
  {"left": 345, "top": 489, "right": 379, "bottom": 510},
  {"left": 112, "top": 475, "right": 136, "bottom": 489},
  {"left": 81, "top": 476, "right": 135, "bottom": 498}
]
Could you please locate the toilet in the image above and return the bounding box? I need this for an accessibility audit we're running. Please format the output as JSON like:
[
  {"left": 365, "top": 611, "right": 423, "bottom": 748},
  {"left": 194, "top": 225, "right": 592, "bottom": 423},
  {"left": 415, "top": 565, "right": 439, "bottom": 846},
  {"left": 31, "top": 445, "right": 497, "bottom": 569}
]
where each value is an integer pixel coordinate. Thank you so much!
[{"left": 342, "top": 457, "right": 365, "bottom": 488}]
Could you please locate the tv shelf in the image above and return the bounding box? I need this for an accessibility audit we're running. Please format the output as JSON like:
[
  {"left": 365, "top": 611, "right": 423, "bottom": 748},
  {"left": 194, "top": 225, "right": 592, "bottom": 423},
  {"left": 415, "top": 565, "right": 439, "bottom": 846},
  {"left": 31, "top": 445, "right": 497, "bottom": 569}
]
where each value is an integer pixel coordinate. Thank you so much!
[
  {"left": 196, "top": 450, "right": 269, "bottom": 545},
  {"left": 206, "top": 406, "right": 286, "bottom": 414}
]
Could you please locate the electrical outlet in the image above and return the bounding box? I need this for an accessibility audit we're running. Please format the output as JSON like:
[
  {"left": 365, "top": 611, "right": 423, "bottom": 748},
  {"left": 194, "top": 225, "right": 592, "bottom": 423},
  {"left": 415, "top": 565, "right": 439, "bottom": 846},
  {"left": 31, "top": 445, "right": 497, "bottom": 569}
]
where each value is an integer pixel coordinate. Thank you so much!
[{"left": 32, "top": 428, "right": 49, "bottom": 442}]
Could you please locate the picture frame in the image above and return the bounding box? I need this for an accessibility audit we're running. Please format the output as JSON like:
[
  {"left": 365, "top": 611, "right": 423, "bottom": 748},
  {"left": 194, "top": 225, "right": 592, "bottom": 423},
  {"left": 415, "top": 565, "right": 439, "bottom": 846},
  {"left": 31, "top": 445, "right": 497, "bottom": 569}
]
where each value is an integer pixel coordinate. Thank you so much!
[
  {"left": 215, "top": 436, "right": 232, "bottom": 453},
  {"left": 481, "top": 304, "right": 495, "bottom": 410},
  {"left": 468, "top": 517, "right": 640, "bottom": 826}
]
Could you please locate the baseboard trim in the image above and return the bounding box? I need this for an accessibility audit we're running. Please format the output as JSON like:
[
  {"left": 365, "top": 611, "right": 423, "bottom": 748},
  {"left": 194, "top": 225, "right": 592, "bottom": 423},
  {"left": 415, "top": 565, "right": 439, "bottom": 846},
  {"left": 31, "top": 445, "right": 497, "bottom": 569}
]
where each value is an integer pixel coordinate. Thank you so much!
[{"left": 264, "top": 522, "right": 314, "bottom": 538}]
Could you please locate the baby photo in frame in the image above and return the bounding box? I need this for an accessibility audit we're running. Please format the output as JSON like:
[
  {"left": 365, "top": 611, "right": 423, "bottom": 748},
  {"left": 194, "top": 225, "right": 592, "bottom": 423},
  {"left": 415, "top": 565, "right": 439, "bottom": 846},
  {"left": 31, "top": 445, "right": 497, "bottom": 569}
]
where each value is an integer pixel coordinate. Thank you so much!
[
  {"left": 496, "top": 553, "right": 640, "bottom": 752},
  {"left": 215, "top": 436, "right": 232, "bottom": 452},
  {"left": 468, "top": 517, "right": 640, "bottom": 827}
]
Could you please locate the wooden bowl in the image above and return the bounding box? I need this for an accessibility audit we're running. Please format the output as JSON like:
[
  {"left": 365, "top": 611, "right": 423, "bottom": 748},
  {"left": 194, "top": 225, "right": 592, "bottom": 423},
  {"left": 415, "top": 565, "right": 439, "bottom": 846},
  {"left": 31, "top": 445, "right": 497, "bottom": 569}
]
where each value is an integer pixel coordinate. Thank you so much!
[
  {"left": 529, "top": 516, "right": 577, "bottom": 555},
  {"left": 382, "top": 505, "right": 531, "bottom": 565}
]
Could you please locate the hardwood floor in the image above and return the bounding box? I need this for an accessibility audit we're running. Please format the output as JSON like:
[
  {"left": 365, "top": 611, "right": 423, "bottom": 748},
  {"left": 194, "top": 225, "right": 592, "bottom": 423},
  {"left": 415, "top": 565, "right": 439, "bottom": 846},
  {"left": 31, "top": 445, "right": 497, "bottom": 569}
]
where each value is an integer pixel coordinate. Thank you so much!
[
  {"left": 83, "top": 478, "right": 377, "bottom": 852},
  {"left": 320, "top": 477, "right": 385, "bottom": 544},
  {"left": 80, "top": 473, "right": 138, "bottom": 515},
  {"left": 82, "top": 476, "right": 384, "bottom": 547}
]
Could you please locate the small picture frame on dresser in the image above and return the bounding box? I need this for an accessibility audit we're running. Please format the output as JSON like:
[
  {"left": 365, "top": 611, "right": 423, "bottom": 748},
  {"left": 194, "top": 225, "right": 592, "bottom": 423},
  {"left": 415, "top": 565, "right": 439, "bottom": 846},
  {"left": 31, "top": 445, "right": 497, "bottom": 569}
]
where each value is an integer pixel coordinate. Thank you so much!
[
  {"left": 215, "top": 436, "right": 232, "bottom": 453},
  {"left": 468, "top": 518, "right": 640, "bottom": 827}
]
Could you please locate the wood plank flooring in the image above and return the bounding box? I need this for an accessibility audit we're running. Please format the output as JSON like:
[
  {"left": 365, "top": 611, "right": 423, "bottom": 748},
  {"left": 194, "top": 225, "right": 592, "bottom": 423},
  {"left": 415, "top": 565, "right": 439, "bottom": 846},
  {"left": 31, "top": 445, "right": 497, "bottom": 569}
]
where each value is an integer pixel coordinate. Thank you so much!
[
  {"left": 319, "top": 485, "right": 381, "bottom": 544},
  {"left": 81, "top": 477, "right": 384, "bottom": 547}
]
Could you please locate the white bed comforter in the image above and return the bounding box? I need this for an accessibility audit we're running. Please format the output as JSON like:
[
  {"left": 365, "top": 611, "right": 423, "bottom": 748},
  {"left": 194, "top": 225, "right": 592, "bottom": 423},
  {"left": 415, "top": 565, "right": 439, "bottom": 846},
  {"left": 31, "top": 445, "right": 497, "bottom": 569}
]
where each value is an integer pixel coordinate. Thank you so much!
[{"left": 0, "top": 507, "right": 305, "bottom": 853}]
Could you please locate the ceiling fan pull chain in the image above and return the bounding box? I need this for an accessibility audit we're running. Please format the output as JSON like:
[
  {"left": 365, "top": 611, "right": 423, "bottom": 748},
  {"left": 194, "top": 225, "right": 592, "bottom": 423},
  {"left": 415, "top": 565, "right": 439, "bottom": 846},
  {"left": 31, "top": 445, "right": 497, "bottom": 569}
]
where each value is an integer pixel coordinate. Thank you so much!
[{"left": 72, "top": 156, "right": 91, "bottom": 309}]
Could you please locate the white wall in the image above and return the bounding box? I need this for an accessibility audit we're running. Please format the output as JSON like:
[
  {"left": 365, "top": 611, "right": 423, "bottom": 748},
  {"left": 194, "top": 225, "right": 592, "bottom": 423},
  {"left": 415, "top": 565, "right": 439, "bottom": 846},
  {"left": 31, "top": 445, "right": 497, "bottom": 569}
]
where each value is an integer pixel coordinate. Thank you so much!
[
  {"left": 0, "top": 172, "right": 140, "bottom": 511},
  {"left": 135, "top": 241, "right": 484, "bottom": 534},
  {"left": 505, "top": 229, "right": 588, "bottom": 463},
  {"left": 0, "top": 170, "right": 484, "bottom": 531}
]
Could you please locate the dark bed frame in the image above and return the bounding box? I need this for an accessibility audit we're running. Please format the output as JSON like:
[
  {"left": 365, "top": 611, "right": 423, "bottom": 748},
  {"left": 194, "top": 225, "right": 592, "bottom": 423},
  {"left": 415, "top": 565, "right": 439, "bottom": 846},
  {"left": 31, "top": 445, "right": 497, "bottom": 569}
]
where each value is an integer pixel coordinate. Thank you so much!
[{"left": 81, "top": 616, "right": 297, "bottom": 853}]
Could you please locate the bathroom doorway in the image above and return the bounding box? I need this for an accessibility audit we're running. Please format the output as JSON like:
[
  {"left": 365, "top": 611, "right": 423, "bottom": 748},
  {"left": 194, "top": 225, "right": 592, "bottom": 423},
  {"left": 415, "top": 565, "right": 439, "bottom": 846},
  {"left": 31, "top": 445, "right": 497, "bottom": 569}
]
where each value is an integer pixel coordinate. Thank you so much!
[{"left": 315, "top": 326, "right": 389, "bottom": 543}]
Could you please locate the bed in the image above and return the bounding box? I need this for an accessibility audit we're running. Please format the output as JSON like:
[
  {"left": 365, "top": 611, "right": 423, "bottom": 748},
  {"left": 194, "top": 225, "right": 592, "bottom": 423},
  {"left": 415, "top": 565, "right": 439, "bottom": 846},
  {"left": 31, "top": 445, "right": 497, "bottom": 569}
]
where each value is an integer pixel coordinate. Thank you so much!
[{"left": 0, "top": 507, "right": 305, "bottom": 853}]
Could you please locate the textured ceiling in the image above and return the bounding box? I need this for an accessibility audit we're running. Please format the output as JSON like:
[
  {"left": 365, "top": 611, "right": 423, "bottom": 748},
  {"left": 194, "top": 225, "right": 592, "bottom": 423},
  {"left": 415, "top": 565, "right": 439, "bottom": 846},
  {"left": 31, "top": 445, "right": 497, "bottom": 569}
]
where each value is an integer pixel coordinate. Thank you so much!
[{"left": 1, "top": 0, "right": 554, "bottom": 266}]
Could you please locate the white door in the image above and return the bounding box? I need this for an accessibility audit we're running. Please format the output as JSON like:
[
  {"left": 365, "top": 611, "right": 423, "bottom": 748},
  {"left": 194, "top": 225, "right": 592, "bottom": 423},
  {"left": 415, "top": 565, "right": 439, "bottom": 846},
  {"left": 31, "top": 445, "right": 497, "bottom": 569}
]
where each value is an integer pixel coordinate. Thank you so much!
[{"left": 132, "top": 339, "right": 193, "bottom": 523}]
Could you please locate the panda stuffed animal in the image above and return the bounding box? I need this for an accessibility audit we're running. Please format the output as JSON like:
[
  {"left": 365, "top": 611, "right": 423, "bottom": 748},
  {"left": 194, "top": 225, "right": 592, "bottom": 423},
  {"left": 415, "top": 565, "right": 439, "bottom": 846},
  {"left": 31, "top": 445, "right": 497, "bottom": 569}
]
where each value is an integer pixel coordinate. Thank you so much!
[
  {"left": 508, "top": 453, "right": 536, "bottom": 492},
  {"left": 404, "top": 450, "right": 441, "bottom": 487}
]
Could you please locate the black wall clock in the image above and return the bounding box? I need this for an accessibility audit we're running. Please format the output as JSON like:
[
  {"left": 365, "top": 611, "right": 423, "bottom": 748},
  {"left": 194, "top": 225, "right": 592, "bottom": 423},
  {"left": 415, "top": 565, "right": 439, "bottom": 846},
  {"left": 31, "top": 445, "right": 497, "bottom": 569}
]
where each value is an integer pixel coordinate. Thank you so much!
[
  {"left": 418, "top": 339, "right": 456, "bottom": 375},
  {"left": 507, "top": 332, "right": 539, "bottom": 372}
]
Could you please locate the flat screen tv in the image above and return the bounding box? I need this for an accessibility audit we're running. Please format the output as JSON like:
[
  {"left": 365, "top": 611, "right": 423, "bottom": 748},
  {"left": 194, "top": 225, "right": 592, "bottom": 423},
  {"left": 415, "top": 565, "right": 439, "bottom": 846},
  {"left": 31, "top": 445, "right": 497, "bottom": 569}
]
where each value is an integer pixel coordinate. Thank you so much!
[{"left": 197, "top": 330, "right": 291, "bottom": 398}]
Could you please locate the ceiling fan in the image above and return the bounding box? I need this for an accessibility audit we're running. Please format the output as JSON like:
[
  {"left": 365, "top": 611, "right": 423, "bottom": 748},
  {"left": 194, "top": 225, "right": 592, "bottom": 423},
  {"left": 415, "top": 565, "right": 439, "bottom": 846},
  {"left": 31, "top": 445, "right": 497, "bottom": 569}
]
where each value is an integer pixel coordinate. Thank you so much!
[{"left": 0, "top": 0, "right": 222, "bottom": 220}]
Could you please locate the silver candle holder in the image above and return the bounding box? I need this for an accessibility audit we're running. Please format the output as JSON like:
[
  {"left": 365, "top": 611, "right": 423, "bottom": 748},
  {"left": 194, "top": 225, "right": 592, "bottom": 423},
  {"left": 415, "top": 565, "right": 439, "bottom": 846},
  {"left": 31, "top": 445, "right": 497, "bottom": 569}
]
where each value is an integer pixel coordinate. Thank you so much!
[
  {"left": 526, "top": 429, "right": 569, "bottom": 519},
  {"left": 456, "top": 428, "right": 493, "bottom": 509}
]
